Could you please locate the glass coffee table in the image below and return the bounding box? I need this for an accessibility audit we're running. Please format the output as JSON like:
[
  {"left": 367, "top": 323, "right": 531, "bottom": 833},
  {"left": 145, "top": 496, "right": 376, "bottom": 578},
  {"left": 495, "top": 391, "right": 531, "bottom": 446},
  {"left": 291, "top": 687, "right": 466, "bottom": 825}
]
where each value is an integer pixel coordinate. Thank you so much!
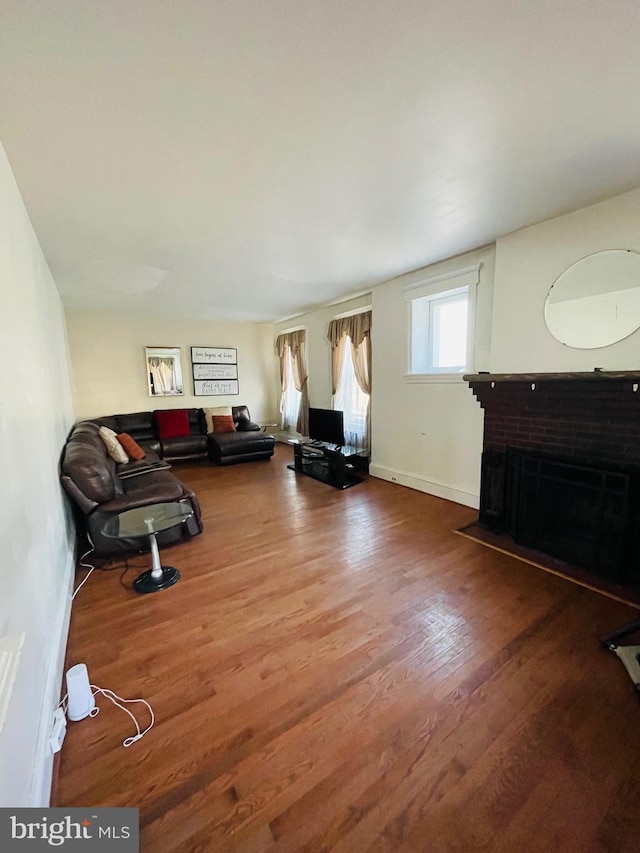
[{"left": 102, "top": 502, "right": 194, "bottom": 594}]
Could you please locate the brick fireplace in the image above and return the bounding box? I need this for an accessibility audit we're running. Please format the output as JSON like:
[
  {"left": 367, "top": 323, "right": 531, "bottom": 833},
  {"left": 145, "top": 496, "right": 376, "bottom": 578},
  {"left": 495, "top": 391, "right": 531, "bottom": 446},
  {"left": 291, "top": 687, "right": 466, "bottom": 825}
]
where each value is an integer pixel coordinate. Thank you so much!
[{"left": 465, "top": 371, "right": 640, "bottom": 584}]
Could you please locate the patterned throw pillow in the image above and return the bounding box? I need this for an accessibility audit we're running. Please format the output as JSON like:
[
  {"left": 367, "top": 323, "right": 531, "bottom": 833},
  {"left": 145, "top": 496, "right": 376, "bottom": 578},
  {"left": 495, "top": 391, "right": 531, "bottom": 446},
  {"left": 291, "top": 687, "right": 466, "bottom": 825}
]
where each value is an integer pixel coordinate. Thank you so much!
[
  {"left": 98, "top": 426, "right": 129, "bottom": 463},
  {"left": 203, "top": 406, "right": 232, "bottom": 433},
  {"left": 117, "top": 433, "right": 146, "bottom": 460},
  {"left": 211, "top": 415, "right": 236, "bottom": 433}
]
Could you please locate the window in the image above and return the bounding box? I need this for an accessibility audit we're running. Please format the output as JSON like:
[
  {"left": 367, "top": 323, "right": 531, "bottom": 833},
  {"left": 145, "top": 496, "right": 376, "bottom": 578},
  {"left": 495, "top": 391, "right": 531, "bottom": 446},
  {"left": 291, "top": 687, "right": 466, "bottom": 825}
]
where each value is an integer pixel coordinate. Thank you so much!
[
  {"left": 411, "top": 286, "right": 468, "bottom": 373},
  {"left": 275, "top": 328, "right": 308, "bottom": 434},
  {"left": 405, "top": 265, "right": 479, "bottom": 378},
  {"left": 333, "top": 335, "right": 370, "bottom": 448},
  {"left": 281, "top": 346, "right": 301, "bottom": 430},
  {"left": 327, "top": 310, "right": 372, "bottom": 450}
]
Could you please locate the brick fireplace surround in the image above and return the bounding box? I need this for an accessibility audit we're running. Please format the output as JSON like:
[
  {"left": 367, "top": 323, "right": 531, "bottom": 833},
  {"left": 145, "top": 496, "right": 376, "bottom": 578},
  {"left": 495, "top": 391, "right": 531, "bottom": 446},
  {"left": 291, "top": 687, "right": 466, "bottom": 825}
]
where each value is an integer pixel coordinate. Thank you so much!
[{"left": 464, "top": 371, "right": 640, "bottom": 585}]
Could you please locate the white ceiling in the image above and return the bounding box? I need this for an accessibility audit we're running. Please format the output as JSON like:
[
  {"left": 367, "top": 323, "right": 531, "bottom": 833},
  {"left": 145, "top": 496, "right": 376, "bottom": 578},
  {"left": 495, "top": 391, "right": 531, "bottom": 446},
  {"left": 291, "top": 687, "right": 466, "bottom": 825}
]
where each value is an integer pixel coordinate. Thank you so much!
[{"left": 2, "top": 1, "right": 640, "bottom": 322}]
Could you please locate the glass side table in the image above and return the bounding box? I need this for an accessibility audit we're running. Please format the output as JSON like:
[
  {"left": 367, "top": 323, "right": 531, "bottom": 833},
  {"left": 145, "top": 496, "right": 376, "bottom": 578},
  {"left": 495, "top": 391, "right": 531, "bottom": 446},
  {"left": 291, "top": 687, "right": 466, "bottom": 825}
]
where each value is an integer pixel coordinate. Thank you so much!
[{"left": 102, "top": 502, "right": 194, "bottom": 594}]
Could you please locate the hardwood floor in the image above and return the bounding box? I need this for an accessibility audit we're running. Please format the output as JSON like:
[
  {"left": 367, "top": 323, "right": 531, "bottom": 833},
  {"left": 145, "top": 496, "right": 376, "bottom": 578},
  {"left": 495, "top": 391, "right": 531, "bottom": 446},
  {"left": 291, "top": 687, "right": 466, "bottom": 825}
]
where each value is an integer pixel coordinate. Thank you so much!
[{"left": 53, "top": 445, "right": 640, "bottom": 852}]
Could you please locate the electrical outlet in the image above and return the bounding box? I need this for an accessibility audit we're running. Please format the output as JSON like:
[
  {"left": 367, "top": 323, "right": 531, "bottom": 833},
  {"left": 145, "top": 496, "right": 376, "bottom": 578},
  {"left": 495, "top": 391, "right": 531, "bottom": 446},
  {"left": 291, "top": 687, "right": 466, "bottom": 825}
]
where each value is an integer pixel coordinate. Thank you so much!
[{"left": 49, "top": 707, "right": 67, "bottom": 754}]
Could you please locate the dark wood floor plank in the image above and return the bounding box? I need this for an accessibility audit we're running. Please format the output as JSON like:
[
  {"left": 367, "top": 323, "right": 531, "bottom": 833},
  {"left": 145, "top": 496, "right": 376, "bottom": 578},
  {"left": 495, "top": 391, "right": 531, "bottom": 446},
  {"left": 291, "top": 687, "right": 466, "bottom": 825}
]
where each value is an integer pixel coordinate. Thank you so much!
[{"left": 52, "top": 445, "right": 640, "bottom": 852}]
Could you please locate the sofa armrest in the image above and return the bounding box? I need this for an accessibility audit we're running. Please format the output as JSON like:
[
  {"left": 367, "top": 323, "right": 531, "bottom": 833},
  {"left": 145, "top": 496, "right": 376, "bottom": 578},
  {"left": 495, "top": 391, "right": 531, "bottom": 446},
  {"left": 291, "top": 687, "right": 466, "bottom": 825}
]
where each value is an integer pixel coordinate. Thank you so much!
[
  {"left": 60, "top": 474, "right": 99, "bottom": 515},
  {"left": 235, "top": 420, "right": 261, "bottom": 432}
]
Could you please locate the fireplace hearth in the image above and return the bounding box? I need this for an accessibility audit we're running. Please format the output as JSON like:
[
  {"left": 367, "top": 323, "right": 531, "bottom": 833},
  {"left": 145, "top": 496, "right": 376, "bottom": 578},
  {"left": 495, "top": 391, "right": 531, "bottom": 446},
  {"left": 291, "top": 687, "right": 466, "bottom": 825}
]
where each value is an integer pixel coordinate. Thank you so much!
[{"left": 465, "top": 371, "right": 640, "bottom": 585}]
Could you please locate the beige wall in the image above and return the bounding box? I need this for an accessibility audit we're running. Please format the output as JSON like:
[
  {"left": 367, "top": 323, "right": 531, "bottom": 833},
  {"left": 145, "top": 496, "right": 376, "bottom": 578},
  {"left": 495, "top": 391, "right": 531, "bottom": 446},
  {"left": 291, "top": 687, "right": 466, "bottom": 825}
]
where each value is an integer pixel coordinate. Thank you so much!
[
  {"left": 491, "top": 187, "right": 640, "bottom": 373},
  {"left": 370, "top": 246, "right": 495, "bottom": 507},
  {"left": 66, "top": 311, "right": 279, "bottom": 423},
  {"left": 0, "top": 144, "right": 76, "bottom": 806}
]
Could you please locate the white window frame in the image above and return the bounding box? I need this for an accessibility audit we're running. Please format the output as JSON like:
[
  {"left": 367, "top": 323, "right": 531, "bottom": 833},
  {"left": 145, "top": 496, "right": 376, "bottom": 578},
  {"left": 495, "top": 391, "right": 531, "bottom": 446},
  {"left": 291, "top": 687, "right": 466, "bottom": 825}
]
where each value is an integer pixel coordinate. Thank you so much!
[{"left": 403, "top": 264, "right": 480, "bottom": 384}]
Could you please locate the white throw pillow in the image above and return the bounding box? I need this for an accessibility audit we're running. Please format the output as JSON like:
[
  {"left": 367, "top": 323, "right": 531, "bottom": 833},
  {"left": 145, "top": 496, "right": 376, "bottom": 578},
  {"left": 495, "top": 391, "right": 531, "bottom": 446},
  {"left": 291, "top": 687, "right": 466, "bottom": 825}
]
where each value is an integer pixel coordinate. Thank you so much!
[
  {"left": 98, "top": 426, "right": 129, "bottom": 464},
  {"left": 203, "top": 406, "right": 232, "bottom": 433}
]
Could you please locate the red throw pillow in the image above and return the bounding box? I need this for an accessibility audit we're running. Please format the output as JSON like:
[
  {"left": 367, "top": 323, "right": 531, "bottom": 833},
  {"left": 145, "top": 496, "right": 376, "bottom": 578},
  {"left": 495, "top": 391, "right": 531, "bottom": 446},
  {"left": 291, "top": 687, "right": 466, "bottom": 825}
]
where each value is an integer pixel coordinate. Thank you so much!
[
  {"left": 155, "top": 409, "right": 190, "bottom": 439},
  {"left": 211, "top": 414, "right": 236, "bottom": 433},
  {"left": 117, "top": 433, "right": 146, "bottom": 460}
]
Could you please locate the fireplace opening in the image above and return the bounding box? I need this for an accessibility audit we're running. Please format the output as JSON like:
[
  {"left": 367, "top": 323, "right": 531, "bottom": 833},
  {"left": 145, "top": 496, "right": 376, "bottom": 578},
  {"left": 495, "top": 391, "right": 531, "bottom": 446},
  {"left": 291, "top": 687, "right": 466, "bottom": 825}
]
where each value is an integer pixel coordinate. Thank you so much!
[{"left": 504, "top": 448, "right": 638, "bottom": 584}]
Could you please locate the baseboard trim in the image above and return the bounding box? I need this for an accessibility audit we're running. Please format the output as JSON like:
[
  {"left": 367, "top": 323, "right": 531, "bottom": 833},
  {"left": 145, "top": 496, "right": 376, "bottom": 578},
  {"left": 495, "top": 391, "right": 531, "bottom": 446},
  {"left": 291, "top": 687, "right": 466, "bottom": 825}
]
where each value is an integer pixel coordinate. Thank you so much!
[
  {"left": 29, "top": 546, "right": 75, "bottom": 807},
  {"left": 369, "top": 464, "right": 479, "bottom": 509}
]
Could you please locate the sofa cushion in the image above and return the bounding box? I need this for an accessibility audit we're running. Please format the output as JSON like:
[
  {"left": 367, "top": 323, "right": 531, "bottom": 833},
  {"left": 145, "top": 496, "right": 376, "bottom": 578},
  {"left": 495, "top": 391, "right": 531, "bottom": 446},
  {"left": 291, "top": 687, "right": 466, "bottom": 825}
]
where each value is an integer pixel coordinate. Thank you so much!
[
  {"left": 155, "top": 409, "right": 190, "bottom": 439},
  {"left": 203, "top": 405, "right": 232, "bottom": 433},
  {"left": 211, "top": 414, "right": 236, "bottom": 433},
  {"left": 160, "top": 434, "right": 208, "bottom": 460},
  {"left": 114, "top": 411, "right": 156, "bottom": 443},
  {"left": 100, "top": 470, "right": 187, "bottom": 512},
  {"left": 117, "top": 432, "right": 146, "bottom": 460},
  {"left": 208, "top": 431, "right": 274, "bottom": 455},
  {"left": 98, "top": 426, "right": 129, "bottom": 464}
]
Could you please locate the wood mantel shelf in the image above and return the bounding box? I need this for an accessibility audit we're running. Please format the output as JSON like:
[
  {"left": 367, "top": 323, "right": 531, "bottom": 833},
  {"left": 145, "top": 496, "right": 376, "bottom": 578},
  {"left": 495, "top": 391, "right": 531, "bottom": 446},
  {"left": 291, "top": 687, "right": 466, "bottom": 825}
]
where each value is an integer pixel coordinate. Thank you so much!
[{"left": 463, "top": 370, "right": 640, "bottom": 383}]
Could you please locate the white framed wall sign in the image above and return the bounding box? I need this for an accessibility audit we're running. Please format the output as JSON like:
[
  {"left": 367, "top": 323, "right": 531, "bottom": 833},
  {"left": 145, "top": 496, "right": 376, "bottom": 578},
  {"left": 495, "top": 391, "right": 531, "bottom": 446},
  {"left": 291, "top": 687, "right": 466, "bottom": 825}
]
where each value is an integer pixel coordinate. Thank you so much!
[
  {"left": 191, "top": 346, "right": 239, "bottom": 395},
  {"left": 191, "top": 346, "right": 237, "bottom": 364},
  {"left": 194, "top": 379, "right": 239, "bottom": 396},
  {"left": 193, "top": 364, "right": 238, "bottom": 380}
]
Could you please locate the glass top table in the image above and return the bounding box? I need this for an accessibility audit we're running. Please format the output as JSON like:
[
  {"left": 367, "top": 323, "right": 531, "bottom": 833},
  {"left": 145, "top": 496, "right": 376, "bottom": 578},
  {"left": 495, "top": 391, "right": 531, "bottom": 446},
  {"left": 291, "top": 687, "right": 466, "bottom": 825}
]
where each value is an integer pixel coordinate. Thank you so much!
[
  {"left": 102, "top": 502, "right": 193, "bottom": 594},
  {"left": 287, "top": 440, "right": 367, "bottom": 489}
]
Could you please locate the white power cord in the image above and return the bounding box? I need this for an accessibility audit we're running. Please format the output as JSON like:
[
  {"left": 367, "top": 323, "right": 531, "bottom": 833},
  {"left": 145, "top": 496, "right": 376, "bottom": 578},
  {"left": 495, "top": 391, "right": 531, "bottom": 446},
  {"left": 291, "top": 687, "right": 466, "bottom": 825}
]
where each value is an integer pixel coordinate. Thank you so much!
[
  {"left": 72, "top": 535, "right": 96, "bottom": 600},
  {"left": 59, "top": 684, "right": 154, "bottom": 748},
  {"left": 90, "top": 685, "right": 155, "bottom": 747}
]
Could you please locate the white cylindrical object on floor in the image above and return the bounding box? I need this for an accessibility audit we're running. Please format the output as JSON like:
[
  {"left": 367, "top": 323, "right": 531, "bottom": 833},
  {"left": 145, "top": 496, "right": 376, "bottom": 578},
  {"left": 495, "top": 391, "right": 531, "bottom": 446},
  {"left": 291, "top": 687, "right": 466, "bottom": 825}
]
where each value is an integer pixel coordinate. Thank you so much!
[{"left": 66, "top": 663, "right": 95, "bottom": 721}]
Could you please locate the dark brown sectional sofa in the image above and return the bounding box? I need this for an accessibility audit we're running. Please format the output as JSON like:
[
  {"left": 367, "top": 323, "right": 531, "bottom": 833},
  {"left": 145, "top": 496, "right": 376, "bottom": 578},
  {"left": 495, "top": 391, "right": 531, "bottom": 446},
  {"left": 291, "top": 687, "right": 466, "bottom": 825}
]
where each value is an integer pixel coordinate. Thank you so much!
[{"left": 60, "top": 405, "right": 274, "bottom": 556}]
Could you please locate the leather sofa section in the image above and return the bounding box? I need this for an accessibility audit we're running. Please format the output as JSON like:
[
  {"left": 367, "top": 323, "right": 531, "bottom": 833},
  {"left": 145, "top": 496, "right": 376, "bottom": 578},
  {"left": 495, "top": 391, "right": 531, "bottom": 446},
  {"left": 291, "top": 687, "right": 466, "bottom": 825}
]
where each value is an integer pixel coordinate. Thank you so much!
[
  {"left": 152, "top": 408, "right": 209, "bottom": 461},
  {"left": 61, "top": 422, "right": 118, "bottom": 503},
  {"left": 233, "top": 405, "right": 261, "bottom": 432},
  {"left": 104, "top": 411, "right": 162, "bottom": 454},
  {"left": 208, "top": 430, "right": 274, "bottom": 465},
  {"left": 99, "top": 469, "right": 187, "bottom": 512},
  {"left": 60, "top": 403, "right": 272, "bottom": 553},
  {"left": 115, "top": 411, "right": 157, "bottom": 443},
  {"left": 60, "top": 417, "right": 205, "bottom": 557},
  {"left": 160, "top": 434, "right": 208, "bottom": 461}
]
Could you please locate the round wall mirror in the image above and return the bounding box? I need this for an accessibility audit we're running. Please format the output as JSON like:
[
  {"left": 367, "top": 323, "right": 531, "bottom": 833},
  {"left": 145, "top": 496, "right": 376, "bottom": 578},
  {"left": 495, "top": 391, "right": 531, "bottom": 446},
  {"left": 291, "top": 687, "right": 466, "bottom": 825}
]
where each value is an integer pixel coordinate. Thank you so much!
[{"left": 544, "top": 249, "right": 640, "bottom": 348}]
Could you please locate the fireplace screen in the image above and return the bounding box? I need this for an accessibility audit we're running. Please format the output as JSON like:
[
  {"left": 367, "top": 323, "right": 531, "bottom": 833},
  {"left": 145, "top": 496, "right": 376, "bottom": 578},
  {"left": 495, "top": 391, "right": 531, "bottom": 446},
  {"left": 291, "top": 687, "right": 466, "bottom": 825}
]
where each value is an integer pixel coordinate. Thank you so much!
[{"left": 505, "top": 449, "right": 632, "bottom": 583}]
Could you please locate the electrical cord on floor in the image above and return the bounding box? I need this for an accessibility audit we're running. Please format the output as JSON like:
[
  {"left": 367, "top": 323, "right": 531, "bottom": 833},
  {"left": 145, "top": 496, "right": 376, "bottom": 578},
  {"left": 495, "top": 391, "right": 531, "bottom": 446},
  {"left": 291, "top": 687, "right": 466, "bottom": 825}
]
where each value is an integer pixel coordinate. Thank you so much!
[
  {"left": 72, "top": 535, "right": 146, "bottom": 599},
  {"left": 89, "top": 685, "right": 155, "bottom": 747},
  {"left": 58, "top": 686, "right": 155, "bottom": 747}
]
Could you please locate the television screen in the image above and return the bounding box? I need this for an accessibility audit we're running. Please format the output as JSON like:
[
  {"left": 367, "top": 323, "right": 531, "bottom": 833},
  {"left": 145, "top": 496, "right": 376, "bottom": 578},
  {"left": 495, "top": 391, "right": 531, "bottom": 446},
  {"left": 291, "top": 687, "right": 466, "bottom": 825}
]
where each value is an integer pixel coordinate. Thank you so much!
[{"left": 308, "top": 408, "right": 345, "bottom": 446}]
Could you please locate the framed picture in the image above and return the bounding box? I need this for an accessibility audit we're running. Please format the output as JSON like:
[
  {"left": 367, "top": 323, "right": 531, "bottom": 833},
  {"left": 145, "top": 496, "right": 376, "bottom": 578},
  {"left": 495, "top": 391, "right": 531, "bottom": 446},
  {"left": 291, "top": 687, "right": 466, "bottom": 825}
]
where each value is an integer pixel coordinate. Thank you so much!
[
  {"left": 194, "top": 379, "right": 239, "bottom": 396},
  {"left": 192, "top": 364, "right": 238, "bottom": 381},
  {"left": 191, "top": 346, "right": 239, "bottom": 395},
  {"left": 190, "top": 346, "right": 237, "bottom": 364},
  {"left": 145, "top": 347, "right": 184, "bottom": 397}
]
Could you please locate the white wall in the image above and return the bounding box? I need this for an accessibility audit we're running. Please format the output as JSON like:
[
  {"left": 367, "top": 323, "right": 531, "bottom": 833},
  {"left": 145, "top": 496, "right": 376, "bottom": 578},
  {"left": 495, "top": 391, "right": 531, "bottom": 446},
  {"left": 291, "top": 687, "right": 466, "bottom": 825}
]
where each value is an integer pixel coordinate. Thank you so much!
[
  {"left": 0, "top": 144, "right": 76, "bottom": 805},
  {"left": 370, "top": 247, "right": 495, "bottom": 507},
  {"left": 65, "top": 312, "right": 278, "bottom": 423},
  {"left": 491, "top": 187, "right": 640, "bottom": 373}
]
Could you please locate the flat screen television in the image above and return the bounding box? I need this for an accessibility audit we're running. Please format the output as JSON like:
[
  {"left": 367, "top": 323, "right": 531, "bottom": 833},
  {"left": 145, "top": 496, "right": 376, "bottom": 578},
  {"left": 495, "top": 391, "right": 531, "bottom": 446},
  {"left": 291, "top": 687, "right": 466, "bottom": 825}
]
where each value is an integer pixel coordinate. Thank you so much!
[{"left": 308, "top": 407, "right": 345, "bottom": 447}]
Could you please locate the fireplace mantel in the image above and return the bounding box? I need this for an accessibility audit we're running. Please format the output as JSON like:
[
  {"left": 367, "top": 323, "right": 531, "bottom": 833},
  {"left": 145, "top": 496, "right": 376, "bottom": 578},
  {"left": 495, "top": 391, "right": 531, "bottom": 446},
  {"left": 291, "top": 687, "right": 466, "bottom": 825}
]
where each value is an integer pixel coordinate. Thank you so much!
[{"left": 464, "top": 369, "right": 640, "bottom": 385}]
